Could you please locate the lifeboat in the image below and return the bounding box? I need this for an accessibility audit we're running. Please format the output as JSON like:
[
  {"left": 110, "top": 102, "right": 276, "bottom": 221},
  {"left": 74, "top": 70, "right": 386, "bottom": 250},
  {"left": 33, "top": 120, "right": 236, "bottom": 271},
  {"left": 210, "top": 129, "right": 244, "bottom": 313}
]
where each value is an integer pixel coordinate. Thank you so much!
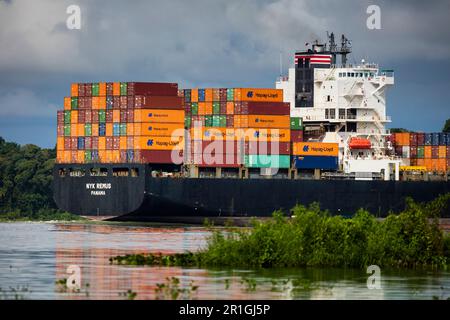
[{"left": 349, "top": 137, "right": 371, "bottom": 149}]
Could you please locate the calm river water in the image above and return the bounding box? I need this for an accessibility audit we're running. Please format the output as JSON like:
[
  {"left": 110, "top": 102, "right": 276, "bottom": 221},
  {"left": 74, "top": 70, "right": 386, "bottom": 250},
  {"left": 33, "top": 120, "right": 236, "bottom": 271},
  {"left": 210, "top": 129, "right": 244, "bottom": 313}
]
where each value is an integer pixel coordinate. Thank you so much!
[{"left": 0, "top": 222, "right": 448, "bottom": 300}]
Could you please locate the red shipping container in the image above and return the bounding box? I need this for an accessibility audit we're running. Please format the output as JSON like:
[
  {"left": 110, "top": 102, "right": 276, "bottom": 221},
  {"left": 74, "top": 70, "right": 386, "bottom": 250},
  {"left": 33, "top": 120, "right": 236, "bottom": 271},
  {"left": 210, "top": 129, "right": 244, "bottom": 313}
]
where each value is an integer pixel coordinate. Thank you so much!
[
  {"left": 57, "top": 124, "right": 64, "bottom": 136},
  {"left": 432, "top": 146, "right": 439, "bottom": 158},
  {"left": 417, "top": 133, "right": 425, "bottom": 146},
  {"left": 184, "top": 102, "right": 191, "bottom": 113},
  {"left": 78, "top": 83, "right": 85, "bottom": 97},
  {"left": 70, "top": 138, "right": 78, "bottom": 151},
  {"left": 190, "top": 140, "right": 248, "bottom": 155},
  {"left": 247, "top": 141, "right": 291, "bottom": 155},
  {"left": 106, "top": 137, "right": 113, "bottom": 150},
  {"left": 120, "top": 96, "right": 127, "bottom": 109},
  {"left": 85, "top": 137, "right": 92, "bottom": 149},
  {"left": 85, "top": 110, "right": 92, "bottom": 123},
  {"left": 92, "top": 110, "right": 99, "bottom": 124},
  {"left": 409, "top": 133, "right": 418, "bottom": 146},
  {"left": 113, "top": 96, "right": 120, "bottom": 109},
  {"left": 220, "top": 102, "right": 227, "bottom": 114},
  {"left": 134, "top": 95, "right": 183, "bottom": 109},
  {"left": 291, "top": 130, "right": 304, "bottom": 143},
  {"left": 57, "top": 111, "right": 64, "bottom": 124},
  {"left": 140, "top": 150, "right": 184, "bottom": 164},
  {"left": 410, "top": 158, "right": 417, "bottom": 166},
  {"left": 447, "top": 158, "right": 450, "bottom": 168},
  {"left": 78, "top": 110, "right": 86, "bottom": 123},
  {"left": 120, "top": 110, "right": 127, "bottom": 122},
  {"left": 113, "top": 137, "right": 120, "bottom": 150},
  {"left": 120, "top": 150, "right": 127, "bottom": 162},
  {"left": 85, "top": 97, "right": 92, "bottom": 109},
  {"left": 194, "top": 153, "right": 242, "bottom": 168},
  {"left": 92, "top": 136, "right": 99, "bottom": 149},
  {"left": 226, "top": 115, "right": 234, "bottom": 127},
  {"left": 127, "top": 96, "right": 134, "bottom": 108},
  {"left": 127, "top": 82, "right": 178, "bottom": 96},
  {"left": 106, "top": 110, "right": 113, "bottom": 122},
  {"left": 71, "top": 151, "right": 78, "bottom": 162},
  {"left": 77, "top": 97, "right": 84, "bottom": 109},
  {"left": 410, "top": 146, "right": 417, "bottom": 158},
  {"left": 106, "top": 83, "right": 114, "bottom": 96},
  {"left": 64, "top": 137, "right": 71, "bottom": 150},
  {"left": 127, "top": 137, "right": 134, "bottom": 149},
  {"left": 84, "top": 83, "right": 92, "bottom": 97},
  {"left": 245, "top": 102, "right": 290, "bottom": 115},
  {"left": 126, "top": 110, "right": 134, "bottom": 122}
]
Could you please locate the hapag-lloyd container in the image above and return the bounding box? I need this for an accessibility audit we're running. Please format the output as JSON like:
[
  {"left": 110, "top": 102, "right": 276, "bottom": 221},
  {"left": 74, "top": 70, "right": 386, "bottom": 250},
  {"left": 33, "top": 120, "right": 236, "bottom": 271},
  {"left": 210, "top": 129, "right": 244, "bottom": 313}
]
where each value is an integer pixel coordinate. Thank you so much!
[
  {"left": 139, "top": 136, "right": 184, "bottom": 150},
  {"left": 135, "top": 123, "right": 184, "bottom": 137},
  {"left": 293, "top": 156, "right": 338, "bottom": 170},
  {"left": 135, "top": 109, "right": 185, "bottom": 123},
  {"left": 292, "top": 142, "right": 339, "bottom": 156},
  {"left": 234, "top": 88, "right": 283, "bottom": 102}
]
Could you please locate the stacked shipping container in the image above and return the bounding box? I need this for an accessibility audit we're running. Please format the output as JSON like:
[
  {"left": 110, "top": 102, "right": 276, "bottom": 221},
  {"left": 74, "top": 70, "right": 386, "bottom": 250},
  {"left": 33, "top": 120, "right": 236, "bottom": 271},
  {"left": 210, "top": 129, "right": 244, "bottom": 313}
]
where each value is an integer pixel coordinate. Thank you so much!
[
  {"left": 56, "top": 82, "right": 184, "bottom": 164},
  {"left": 181, "top": 88, "right": 293, "bottom": 168},
  {"left": 392, "top": 132, "right": 449, "bottom": 172}
]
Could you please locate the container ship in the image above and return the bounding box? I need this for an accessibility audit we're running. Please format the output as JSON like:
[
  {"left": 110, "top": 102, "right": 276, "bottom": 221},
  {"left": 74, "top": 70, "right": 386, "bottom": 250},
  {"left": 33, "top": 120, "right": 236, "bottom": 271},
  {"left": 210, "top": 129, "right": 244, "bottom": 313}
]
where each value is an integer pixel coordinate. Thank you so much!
[{"left": 53, "top": 33, "right": 450, "bottom": 222}]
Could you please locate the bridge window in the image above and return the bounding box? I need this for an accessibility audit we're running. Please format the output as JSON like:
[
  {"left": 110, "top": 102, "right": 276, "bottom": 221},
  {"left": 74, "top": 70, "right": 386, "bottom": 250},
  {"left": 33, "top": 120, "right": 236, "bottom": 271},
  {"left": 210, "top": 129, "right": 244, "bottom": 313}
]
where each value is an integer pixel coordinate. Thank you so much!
[
  {"left": 112, "top": 168, "right": 129, "bottom": 177},
  {"left": 58, "top": 168, "right": 68, "bottom": 177},
  {"left": 69, "top": 168, "right": 85, "bottom": 177},
  {"left": 131, "top": 168, "right": 139, "bottom": 177},
  {"left": 90, "top": 168, "right": 108, "bottom": 177}
]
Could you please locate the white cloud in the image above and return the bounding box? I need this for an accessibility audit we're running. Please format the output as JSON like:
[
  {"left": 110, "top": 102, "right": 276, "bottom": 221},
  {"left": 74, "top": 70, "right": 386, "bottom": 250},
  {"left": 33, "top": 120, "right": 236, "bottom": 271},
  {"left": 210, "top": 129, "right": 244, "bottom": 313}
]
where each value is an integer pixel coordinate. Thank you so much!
[{"left": 0, "top": 89, "right": 58, "bottom": 116}]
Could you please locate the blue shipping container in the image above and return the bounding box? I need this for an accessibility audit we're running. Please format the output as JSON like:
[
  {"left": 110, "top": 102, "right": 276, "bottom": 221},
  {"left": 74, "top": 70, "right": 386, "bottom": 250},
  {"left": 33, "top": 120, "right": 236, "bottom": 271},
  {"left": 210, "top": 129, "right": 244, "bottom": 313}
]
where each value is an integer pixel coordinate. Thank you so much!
[
  {"left": 127, "top": 150, "right": 134, "bottom": 162},
  {"left": 113, "top": 123, "right": 120, "bottom": 136},
  {"left": 92, "top": 150, "right": 99, "bottom": 161},
  {"left": 77, "top": 137, "right": 85, "bottom": 150},
  {"left": 447, "top": 133, "right": 450, "bottom": 146},
  {"left": 424, "top": 133, "right": 432, "bottom": 145},
  {"left": 438, "top": 133, "right": 447, "bottom": 145},
  {"left": 99, "top": 123, "right": 106, "bottom": 136},
  {"left": 198, "top": 89, "right": 205, "bottom": 102},
  {"left": 293, "top": 156, "right": 338, "bottom": 170},
  {"left": 431, "top": 133, "right": 439, "bottom": 146},
  {"left": 106, "top": 96, "right": 113, "bottom": 109}
]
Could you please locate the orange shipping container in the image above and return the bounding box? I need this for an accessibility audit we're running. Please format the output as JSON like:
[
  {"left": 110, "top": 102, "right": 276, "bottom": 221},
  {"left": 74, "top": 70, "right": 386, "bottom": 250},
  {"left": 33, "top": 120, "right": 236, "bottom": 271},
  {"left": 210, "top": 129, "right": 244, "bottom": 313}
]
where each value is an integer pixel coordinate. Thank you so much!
[
  {"left": 71, "top": 110, "right": 78, "bottom": 124},
  {"left": 120, "top": 137, "right": 127, "bottom": 150},
  {"left": 99, "top": 150, "right": 107, "bottom": 163},
  {"left": 106, "top": 123, "right": 113, "bottom": 136},
  {"left": 226, "top": 102, "right": 234, "bottom": 115},
  {"left": 57, "top": 137, "right": 64, "bottom": 151},
  {"left": 248, "top": 115, "right": 290, "bottom": 129},
  {"left": 92, "top": 124, "right": 99, "bottom": 136},
  {"left": 64, "top": 97, "right": 71, "bottom": 110},
  {"left": 98, "top": 96, "right": 106, "bottom": 109},
  {"left": 293, "top": 142, "right": 339, "bottom": 156},
  {"left": 106, "top": 150, "right": 113, "bottom": 163},
  {"left": 70, "top": 124, "right": 77, "bottom": 137},
  {"left": 134, "top": 137, "right": 140, "bottom": 149},
  {"left": 234, "top": 115, "right": 249, "bottom": 128},
  {"left": 234, "top": 88, "right": 283, "bottom": 102},
  {"left": 438, "top": 159, "right": 447, "bottom": 172},
  {"left": 77, "top": 151, "right": 85, "bottom": 163},
  {"left": 113, "top": 110, "right": 120, "bottom": 123},
  {"left": 91, "top": 97, "right": 100, "bottom": 110},
  {"left": 127, "top": 123, "right": 134, "bottom": 136},
  {"left": 56, "top": 151, "right": 63, "bottom": 163},
  {"left": 198, "top": 102, "right": 206, "bottom": 115},
  {"left": 416, "top": 159, "right": 425, "bottom": 167},
  {"left": 137, "top": 123, "right": 184, "bottom": 137},
  {"left": 134, "top": 109, "right": 185, "bottom": 123},
  {"left": 113, "top": 82, "right": 120, "bottom": 96},
  {"left": 438, "top": 146, "right": 446, "bottom": 159},
  {"left": 424, "top": 146, "right": 432, "bottom": 159},
  {"left": 205, "top": 88, "right": 213, "bottom": 101},
  {"left": 99, "top": 137, "right": 106, "bottom": 150},
  {"left": 63, "top": 151, "right": 71, "bottom": 163},
  {"left": 394, "top": 133, "right": 410, "bottom": 146},
  {"left": 71, "top": 83, "right": 78, "bottom": 97},
  {"left": 99, "top": 82, "right": 106, "bottom": 96},
  {"left": 139, "top": 136, "right": 184, "bottom": 150},
  {"left": 424, "top": 159, "right": 433, "bottom": 171},
  {"left": 189, "top": 127, "right": 290, "bottom": 142},
  {"left": 205, "top": 102, "right": 213, "bottom": 115},
  {"left": 191, "top": 89, "right": 199, "bottom": 102},
  {"left": 112, "top": 150, "right": 121, "bottom": 163}
]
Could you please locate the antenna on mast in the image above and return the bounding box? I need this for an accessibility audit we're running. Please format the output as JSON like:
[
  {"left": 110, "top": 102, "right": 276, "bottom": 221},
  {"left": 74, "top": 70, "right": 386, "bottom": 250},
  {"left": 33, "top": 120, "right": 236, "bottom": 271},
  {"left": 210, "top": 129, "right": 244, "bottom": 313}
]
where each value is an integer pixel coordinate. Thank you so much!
[{"left": 279, "top": 50, "right": 283, "bottom": 76}]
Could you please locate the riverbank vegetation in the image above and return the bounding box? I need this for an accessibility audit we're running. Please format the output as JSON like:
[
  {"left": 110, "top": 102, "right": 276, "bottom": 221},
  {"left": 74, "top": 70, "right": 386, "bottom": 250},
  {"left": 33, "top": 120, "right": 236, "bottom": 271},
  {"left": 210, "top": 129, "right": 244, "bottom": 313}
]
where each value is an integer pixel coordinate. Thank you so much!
[
  {"left": 0, "top": 137, "right": 81, "bottom": 221},
  {"left": 111, "top": 193, "right": 450, "bottom": 269}
]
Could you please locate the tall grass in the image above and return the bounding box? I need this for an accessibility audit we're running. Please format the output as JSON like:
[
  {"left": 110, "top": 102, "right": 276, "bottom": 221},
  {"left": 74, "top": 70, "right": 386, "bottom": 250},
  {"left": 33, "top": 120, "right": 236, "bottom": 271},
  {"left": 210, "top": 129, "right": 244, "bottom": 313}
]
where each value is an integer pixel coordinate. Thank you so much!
[{"left": 111, "top": 193, "right": 450, "bottom": 269}]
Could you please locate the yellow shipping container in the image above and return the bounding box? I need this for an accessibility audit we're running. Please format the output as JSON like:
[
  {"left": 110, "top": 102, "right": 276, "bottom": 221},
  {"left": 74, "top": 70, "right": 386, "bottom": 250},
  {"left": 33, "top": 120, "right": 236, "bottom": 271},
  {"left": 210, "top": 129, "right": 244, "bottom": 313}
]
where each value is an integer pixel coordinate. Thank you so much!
[
  {"left": 191, "top": 89, "right": 198, "bottom": 102},
  {"left": 112, "top": 150, "right": 121, "bottom": 163},
  {"left": 106, "top": 150, "right": 113, "bottom": 163},
  {"left": 99, "top": 96, "right": 106, "bottom": 109},
  {"left": 248, "top": 115, "right": 290, "bottom": 129},
  {"left": 64, "top": 97, "right": 71, "bottom": 110},
  {"left": 137, "top": 123, "right": 184, "bottom": 137},
  {"left": 234, "top": 88, "right": 283, "bottom": 102},
  {"left": 91, "top": 97, "right": 100, "bottom": 110},
  {"left": 292, "top": 142, "right": 339, "bottom": 156},
  {"left": 71, "top": 110, "right": 78, "bottom": 124},
  {"left": 63, "top": 151, "right": 71, "bottom": 163},
  {"left": 226, "top": 102, "right": 234, "bottom": 115},
  {"left": 71, "top": 83, "right": 78, "bottom": 97},
  {"left": 424, "top": 146, "right": 432, "bottom": 159},
  {"left": 56, "top": 151, "right": 63, "bottom": 163},
  {"left": 134, "top": 137, "right": 140, "bottom": 150},
  {"left": 57, "top": 137, "right": 64, "bottom": 151},
  {"left": 99, "top": 82, "right": 106, "bottom": 96},
  {"left": 134, "top": 109, "right": 184, "bottom": 123},
  {"left": 138, "top": 136, "right": 184, "bottom": 150},
  {"left": 99, "top": 137, "right": 106, "bottom": 150}
]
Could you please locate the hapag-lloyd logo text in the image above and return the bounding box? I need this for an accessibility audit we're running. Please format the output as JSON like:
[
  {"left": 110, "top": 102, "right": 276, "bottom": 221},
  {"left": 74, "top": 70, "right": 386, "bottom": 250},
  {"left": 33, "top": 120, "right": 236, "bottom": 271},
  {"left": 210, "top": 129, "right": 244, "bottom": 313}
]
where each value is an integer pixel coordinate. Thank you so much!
[
  {"left": 247, "top": 91, "right": 280, "bottom": 99},
  {"left": 303, "top": 145, "right": 336, "bottom": 153}
]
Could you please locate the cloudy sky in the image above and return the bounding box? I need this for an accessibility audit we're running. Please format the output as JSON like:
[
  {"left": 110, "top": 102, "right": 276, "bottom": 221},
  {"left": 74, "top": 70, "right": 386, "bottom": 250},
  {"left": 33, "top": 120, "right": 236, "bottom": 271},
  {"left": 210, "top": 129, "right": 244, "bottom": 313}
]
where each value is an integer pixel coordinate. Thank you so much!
[{"left": 0, "top": 0, "right": 449, "bottom": 148}]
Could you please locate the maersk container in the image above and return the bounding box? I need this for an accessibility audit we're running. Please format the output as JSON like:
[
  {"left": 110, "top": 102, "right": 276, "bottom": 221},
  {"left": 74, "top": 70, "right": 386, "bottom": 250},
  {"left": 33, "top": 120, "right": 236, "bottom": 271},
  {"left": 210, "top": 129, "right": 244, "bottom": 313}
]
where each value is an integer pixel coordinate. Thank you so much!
[
  {"left": 113, "top": 123, "right": 120, "bottom": 136},
  {"left": 198, "top": 89, "right": 205, "bottom": 102},
  {"left": 71, "top": 97, "right": 78, "bottom": 110},
  {"left": 120, "top": 123, "right": 127, "bottom": 136},
  {"left": 77, "top": 137, "right": 85, "bottom": 150},
  {"left": 293, "top": 156, "right": 338, "bottom": 170},
  {"left": 92, "top": 83, "right": 99, "bottom": 96},
  {"left": 290, "top": 117, "right": 302, "bottom": 130},
  {"left": 244, "top": 155, "right": 290, "bottom": 168}
]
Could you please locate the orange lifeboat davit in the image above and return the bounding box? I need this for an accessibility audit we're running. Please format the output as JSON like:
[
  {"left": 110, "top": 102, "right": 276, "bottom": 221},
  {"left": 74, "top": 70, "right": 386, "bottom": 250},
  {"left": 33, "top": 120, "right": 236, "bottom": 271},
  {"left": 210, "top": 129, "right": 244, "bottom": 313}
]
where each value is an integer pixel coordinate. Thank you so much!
[{"left": 349, "top": 137, "right": 371, "bottom": 149}]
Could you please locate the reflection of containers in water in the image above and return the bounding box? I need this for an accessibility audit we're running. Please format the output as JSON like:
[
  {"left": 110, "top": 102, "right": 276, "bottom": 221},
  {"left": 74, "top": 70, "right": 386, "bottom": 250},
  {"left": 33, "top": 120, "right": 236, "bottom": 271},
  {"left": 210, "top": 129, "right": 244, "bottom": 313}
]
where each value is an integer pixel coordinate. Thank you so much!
[
  {"left": 293, "top": 156, "right": 338, "bottom": 170},
  {"left": 244, "top": 155, "right": 290, "bottom": 168}
]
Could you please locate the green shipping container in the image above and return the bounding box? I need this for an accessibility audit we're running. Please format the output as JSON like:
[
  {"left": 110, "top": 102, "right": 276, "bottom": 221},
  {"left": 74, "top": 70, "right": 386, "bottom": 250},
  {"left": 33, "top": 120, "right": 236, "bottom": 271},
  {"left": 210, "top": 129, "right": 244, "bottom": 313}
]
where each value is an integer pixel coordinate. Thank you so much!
[
  {"left": 205, "top": 115, "right": 213, "bottom": 127},
  {"left": 120, "top": 123, "right": 127, "bottom": 136},
  {"left": 84, "top": 151, "right": 92, "bottom": 162},
  {"left": 244, "top": 155, "right": 291, "bottom": 168},
  {"left": 71, "top": 97, "right": 78, "bottom": 110},
  {"left": 64, "top": 124, "right": 71, "bottom": 136},
  {"left": 213, "top": 102, "right": 220, "bottom": 115},
  {"left": 64, "top": 111, "right": 71, "bottom": 124},
  {"left": 219, "top": 115, "right": 226, "bottom": 127},
  {"left": 417, "top": 146, "right": 425, "bottom": 159},
  {"left": 185, "top": 116, "right": 191, "bottom": 128},
  {"left": 226, "top": 88, "right": 234, "bottom": 101},
  {"left": 212, "top": 115, "right": 220, "bottom": 127},
  {"left": 191, "top": 103, "right": 198, "bottom": 115},
  {"left": 84, "top": 124, "right": 92, "bottom": 136},
  {"left": 290, "top": 117, "right": 303, "bottom": 130},
  {"left": 120, "top": 82, "right": 127, "bottom": 96},
  {"left": 98, "top": 110, "right": 106, "bottom": 123},
  {"left": 92, "top": 83, "right": 99, "bottom": 96}
]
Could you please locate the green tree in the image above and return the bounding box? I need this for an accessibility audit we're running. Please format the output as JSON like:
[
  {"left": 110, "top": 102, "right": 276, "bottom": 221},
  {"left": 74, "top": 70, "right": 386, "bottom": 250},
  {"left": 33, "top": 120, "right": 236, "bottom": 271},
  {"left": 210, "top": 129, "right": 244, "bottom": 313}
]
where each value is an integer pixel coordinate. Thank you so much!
[
  {"left": 390, "top": 128, "right": 410, "bottom": 133},
  {"left": 443, "top": 119, "right": 450, "bottom": 133}
]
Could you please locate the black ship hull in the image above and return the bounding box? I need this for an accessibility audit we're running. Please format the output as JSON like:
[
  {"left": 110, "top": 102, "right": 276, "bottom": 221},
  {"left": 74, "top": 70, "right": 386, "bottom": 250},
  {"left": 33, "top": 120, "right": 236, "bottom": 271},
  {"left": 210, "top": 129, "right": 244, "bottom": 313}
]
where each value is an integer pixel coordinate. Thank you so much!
[{"left": 53, "top": 164, "right": 450, "bottom": 223}]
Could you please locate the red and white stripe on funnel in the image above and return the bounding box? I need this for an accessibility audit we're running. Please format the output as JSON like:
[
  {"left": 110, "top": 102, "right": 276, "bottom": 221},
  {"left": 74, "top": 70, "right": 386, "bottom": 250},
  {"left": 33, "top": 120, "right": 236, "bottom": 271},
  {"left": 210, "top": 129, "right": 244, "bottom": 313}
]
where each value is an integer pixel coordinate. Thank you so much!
[{"left": 295, "top": 54, "right": 332, "bottom": 65}]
